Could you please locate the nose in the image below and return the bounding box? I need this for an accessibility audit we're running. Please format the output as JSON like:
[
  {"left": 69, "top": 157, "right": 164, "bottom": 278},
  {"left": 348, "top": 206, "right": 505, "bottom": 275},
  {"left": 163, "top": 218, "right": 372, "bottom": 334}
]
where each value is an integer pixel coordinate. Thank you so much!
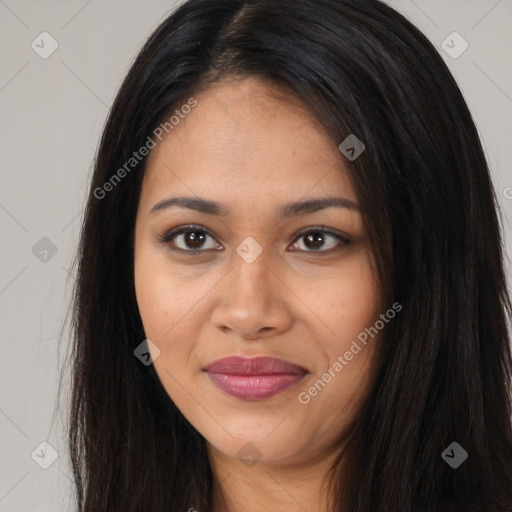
[{"left": 210, "top": 248, "right": 294, "bottom": 340}]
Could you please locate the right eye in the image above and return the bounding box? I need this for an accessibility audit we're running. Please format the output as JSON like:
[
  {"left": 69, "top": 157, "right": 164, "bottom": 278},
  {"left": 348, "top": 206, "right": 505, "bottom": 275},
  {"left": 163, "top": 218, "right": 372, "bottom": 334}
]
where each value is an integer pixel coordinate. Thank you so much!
[{"left": 159, "top": 224, "right": 223, "bottom": 253}]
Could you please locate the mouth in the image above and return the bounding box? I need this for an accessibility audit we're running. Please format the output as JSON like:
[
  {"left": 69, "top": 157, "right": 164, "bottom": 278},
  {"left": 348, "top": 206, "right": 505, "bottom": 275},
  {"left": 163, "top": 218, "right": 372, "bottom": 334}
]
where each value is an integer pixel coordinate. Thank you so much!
[{"left": 204, "top": 356, "right": 308, "bottom": 401}]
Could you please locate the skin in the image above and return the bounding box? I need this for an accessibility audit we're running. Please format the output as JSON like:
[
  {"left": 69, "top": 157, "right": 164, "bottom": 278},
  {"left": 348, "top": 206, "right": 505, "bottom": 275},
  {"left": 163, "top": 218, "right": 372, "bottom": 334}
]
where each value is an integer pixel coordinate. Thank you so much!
[{"left": 134, "top": 76, "right": 382, "bottom": 512}]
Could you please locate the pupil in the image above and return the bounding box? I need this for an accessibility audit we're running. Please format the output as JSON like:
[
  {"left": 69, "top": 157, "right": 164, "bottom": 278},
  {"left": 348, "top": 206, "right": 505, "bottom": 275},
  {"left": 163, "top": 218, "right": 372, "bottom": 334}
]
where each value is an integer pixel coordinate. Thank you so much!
[
  {"left": 305, "top": 232, "right": 324, "bottom": 250},
  {"left": 186, "top": 231, "right": 205, "bottom": 249}
]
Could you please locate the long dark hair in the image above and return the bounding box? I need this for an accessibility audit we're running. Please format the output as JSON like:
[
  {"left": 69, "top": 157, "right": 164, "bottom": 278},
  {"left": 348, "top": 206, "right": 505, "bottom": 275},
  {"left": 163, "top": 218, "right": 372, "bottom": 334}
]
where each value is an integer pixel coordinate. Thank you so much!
[{"left": 65, "top": 0, "right": 512, "bottom": 510}]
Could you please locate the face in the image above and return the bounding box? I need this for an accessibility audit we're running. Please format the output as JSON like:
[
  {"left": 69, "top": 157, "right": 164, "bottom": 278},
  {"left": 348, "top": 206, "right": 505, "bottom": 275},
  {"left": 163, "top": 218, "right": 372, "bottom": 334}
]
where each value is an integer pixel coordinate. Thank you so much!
[{"left": 134, "top": 76, "right": 382, "bottom": 467}]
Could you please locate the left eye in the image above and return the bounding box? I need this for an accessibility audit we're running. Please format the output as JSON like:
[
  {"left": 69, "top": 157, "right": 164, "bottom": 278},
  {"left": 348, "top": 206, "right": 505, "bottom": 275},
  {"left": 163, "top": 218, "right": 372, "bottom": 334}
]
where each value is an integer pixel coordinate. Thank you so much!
[
  {"left": 162, "top": 226, "right": 220, "bottom": 252},
  {"left": 289, "top": 229, "right": 349, "bottom": 252},
  {"left": 159, "top": 225, "right": 349, "bottom": 253}
]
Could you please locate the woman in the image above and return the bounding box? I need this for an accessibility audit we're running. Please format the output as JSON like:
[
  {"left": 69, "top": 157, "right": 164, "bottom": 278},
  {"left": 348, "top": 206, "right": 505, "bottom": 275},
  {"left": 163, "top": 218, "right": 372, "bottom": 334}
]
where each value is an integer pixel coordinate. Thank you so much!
[{"left": 67, "top": 0, "right": 512, "bottom": 510}]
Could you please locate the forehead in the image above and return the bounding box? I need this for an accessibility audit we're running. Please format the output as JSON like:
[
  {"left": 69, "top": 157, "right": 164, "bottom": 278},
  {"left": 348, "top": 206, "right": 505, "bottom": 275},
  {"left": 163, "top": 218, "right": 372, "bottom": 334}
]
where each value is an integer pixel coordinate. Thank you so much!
[{"left": 140, "top": 76, "right": 356, "bottom": 212}]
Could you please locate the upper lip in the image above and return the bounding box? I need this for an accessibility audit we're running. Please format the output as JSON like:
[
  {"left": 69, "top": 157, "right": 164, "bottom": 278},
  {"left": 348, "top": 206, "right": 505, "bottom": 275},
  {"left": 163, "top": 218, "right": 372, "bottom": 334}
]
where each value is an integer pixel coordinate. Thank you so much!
[{"left": 205, "top": 356, "right": 308, "bottom": 376}]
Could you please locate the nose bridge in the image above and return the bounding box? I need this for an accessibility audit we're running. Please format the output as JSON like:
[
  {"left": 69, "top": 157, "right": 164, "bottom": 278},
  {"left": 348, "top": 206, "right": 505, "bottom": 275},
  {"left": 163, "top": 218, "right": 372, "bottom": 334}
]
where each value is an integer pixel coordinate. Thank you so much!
[
  {"left": 210, "top": 239, "right": 290, "bottom": 337},
  {"left": 229, "top": 242, "right": 274, "bottom": 304}
]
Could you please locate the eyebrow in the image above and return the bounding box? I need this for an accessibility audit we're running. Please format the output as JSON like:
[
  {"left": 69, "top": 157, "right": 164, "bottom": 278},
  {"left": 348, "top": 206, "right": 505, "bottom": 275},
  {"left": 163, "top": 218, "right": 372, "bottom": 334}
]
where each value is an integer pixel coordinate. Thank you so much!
[{"left": 149, "top": 195, "right": 360, "bottom": 217}]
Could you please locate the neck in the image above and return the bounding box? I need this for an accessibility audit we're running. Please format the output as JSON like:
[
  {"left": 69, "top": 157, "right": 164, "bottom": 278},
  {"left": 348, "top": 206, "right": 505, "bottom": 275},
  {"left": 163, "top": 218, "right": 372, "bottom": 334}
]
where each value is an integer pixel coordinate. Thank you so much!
[{"left": 208, "top": 443, "right": 344, "bottom": 512}]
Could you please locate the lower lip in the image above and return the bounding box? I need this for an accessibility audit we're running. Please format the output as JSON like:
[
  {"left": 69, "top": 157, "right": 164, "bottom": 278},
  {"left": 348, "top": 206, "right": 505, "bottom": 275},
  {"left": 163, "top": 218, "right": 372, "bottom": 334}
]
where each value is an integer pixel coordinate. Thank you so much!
[{"left": 206, "top": 372, "right": 306, "bottom": 400}]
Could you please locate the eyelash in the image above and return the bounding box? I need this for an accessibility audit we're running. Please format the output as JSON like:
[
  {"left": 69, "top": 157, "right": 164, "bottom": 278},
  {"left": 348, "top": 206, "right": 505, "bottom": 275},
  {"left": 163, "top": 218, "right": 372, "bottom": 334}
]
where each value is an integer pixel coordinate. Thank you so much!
[{"left": 157, "top": 224, "right": 351, "bottom": 255}]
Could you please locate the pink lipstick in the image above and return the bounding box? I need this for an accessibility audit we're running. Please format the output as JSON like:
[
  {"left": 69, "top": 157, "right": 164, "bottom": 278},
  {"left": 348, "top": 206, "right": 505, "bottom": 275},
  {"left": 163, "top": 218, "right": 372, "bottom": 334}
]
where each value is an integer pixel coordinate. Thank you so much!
[{"left": 205, "top": 356, "right": 308, "bottom": 400}]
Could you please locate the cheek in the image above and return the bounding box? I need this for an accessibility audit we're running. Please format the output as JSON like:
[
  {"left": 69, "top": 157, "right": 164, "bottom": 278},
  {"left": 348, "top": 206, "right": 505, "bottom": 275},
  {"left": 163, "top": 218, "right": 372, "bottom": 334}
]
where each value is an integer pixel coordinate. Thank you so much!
[
  {"left": 135, "top": 273, "right": 195, "bottom": 404},
  {"left": 134, "top": 248, "right": 186, "bottom": 359},
  {"left": 304, "top": 251, "right": 380, "bottom": 404},
  {"left": 135, "top": 267, "right": 173, "bottom": 342},
  {"left": 303, "top": 250, "right": 380, "bottom": 348},
  {"left": 135, "top": 246, "right": 203, "bottom": 338},
  {"left": 134, "top": 249, "right": 219, "bottom": 382}
]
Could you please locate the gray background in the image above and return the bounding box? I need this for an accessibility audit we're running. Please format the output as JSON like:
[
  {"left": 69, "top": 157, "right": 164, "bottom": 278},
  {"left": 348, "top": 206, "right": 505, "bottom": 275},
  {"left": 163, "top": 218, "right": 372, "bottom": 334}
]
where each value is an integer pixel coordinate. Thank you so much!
[{"left": 0, "top": 1, "right": 511, "bottom": 510}]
